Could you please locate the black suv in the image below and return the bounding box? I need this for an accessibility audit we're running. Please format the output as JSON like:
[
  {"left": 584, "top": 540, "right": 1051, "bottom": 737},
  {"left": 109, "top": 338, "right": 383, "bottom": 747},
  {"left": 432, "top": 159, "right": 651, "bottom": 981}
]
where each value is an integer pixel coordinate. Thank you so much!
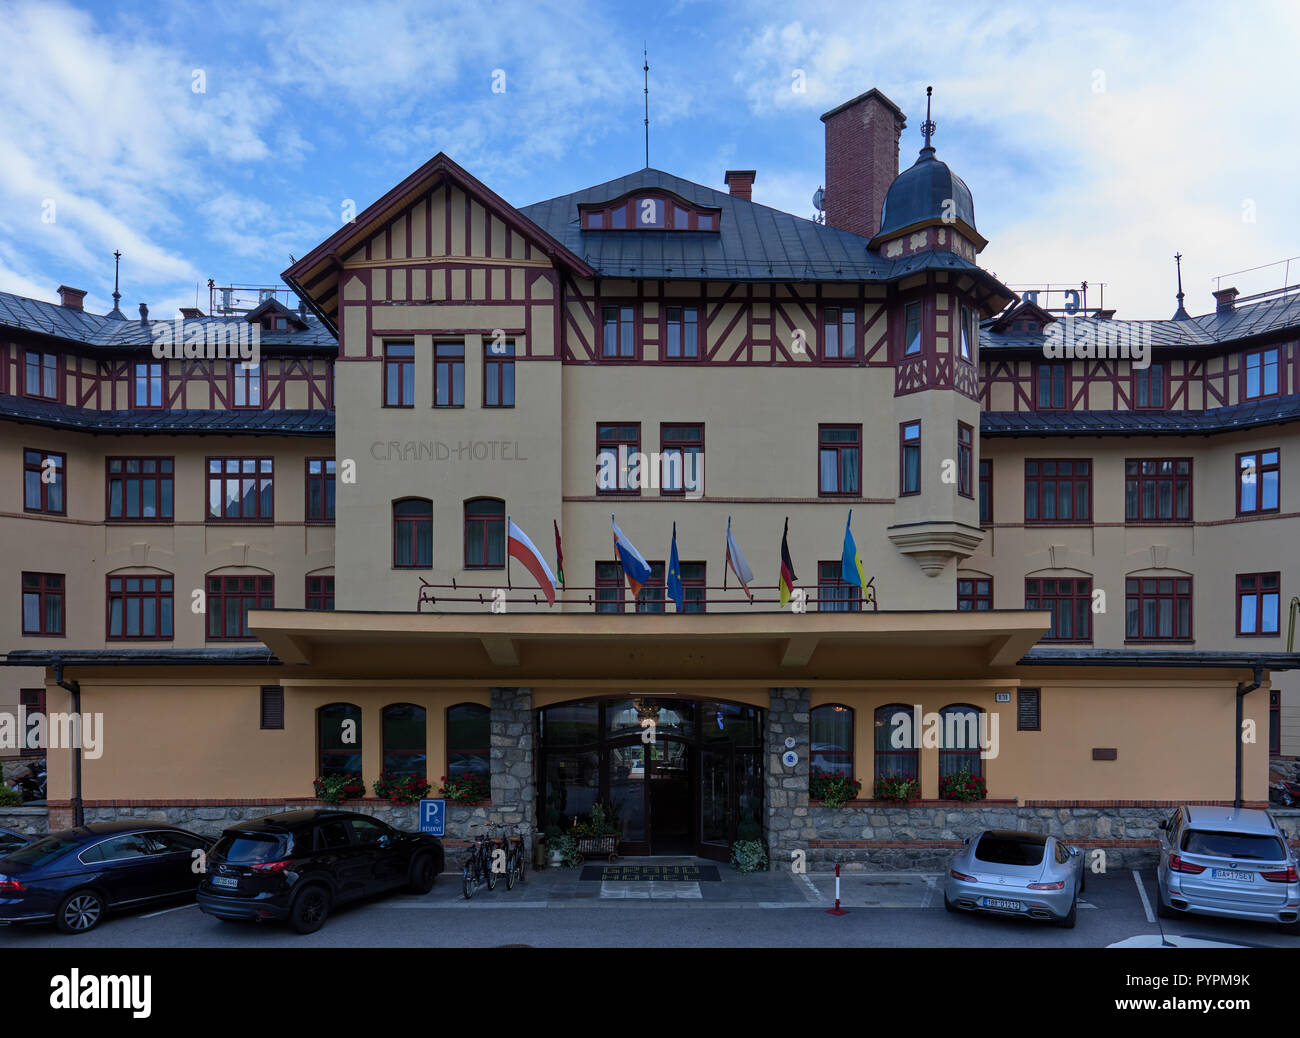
[{"left": 196, "top": 810, "right": 444, "bottom": 933}]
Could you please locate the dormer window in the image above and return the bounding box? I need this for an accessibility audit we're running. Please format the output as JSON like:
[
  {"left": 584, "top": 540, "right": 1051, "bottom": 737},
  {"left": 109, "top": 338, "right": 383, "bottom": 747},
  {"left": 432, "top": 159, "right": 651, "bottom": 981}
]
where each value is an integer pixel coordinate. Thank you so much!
[{"left": 580, "top": 191, "right": 721, "bottom": 232}]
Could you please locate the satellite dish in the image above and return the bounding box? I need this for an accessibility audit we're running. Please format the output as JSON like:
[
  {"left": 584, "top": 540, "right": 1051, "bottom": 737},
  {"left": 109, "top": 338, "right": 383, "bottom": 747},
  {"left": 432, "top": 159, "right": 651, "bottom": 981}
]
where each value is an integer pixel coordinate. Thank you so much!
[{"left": 812, "top": 186, "right": 826, "bottom": 212}]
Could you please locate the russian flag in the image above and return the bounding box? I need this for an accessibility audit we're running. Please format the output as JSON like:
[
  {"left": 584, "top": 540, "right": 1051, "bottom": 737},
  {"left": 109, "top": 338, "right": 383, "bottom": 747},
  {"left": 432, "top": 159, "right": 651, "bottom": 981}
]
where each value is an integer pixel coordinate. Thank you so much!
[
  {"left": 507, "top": 517, "right": 558, "bottom": 605},
  {"left": 611, "top": 515, "right": 653, "bottom": 598}
]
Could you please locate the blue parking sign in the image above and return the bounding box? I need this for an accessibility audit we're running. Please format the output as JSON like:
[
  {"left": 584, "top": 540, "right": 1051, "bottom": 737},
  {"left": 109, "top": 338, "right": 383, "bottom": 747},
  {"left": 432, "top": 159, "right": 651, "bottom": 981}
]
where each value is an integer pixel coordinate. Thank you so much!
[{"left": 418, "top": 799, "right": 445, "bottom": 837}]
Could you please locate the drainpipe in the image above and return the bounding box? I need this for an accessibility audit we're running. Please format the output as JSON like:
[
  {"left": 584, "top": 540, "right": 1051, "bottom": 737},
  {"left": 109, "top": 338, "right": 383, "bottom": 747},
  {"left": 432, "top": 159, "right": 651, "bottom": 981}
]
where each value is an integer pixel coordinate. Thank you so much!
[
  {"left": 51, "top": 659, "right": 83, "bottom": 827},
  {"left": 1235, "top": 665, "right": 1263, "bottom": 810}
]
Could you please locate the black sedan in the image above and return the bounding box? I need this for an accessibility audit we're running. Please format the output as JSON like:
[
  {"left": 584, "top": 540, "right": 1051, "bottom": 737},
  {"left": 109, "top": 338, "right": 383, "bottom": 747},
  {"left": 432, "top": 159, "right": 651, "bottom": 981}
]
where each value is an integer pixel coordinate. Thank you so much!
[
  {"left": 196, "top": 809, "right": 444, "bottom": 933},
  {"left": 0, "top": 821, "right": 212, "bottom": 932}
]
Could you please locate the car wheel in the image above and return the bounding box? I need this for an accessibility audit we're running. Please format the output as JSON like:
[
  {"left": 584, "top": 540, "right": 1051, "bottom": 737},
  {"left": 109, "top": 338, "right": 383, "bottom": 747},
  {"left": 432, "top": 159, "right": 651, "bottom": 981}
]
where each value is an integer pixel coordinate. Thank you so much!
[
  {"left": 943, "top": 893, "right": 958, "bottom": 914},
  {"left": 56, "top": 889, "right": 105, "bottom": 934},
  {"left": 408, "top": 853, "right": 437, "bottom": 895},
  {"left": 288, "top": 885, "right": 330, "bottom": 934},
  {"left": 1056, "top": 898, "right": 1077, "bottom": 929},
  {"left": 1277, "top": 919, "right": 1300, "bottom": 935}
]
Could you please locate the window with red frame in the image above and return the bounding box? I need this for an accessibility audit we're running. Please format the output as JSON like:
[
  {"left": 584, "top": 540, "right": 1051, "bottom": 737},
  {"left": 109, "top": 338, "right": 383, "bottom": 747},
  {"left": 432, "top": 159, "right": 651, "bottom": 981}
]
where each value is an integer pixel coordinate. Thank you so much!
[
  {"left": 634, "top": 561, "right": 666, "bottom": 613},
  {"left": 1125, "top": 458, "right": 1191, "bottom": 521},
  {"left": 595, "top": 561, "right": 625, "bottom": 613},
  {"left": 206, "top": 574, "right": 273, "bottom": 640},
  {"left": 1024, "top": 459, "right": 1091, "bottom": 523},
  {"left": 601, "top": 306, "right": 636, "bottom": 359},
  {"left": 957, "top": 577, "right": 992, "bottom": 611},
  {"left": 464, "top": 498, "right": 505, "bottom": 568},
  {"left": 24, "top": 350, "right": 58, "bottom": 400},
  {"left": 664, "top": 306, "right": 699, "bottom": 359},
  {"left": 597, "top": 423, "right": 640, "bottom": 495},
  {"left": 1237, "top": 573, "right": 1280, "bottom": 636},
  {"left": 822, "top": 306, "right": 856, "bottom": 360},
  {"left": 1237, "top": 449, "right": 1280, "bottom": 514},
  {"left": 1133, "top": 362, "right": 1166, "bottom": 409},
  {"left": 107, "top": 574, "right": 173, "bottom": 639},
  {"left": 383, "top": 342, "right": 415, "bottom": 407},
  {"left": 306, "top": 574, "right": 335, "bottom": 611},
  {"left": 810, "top": 704, "right": 854, "bottom": 779},
  {"left": 21, "top": 572, "right": 63, "bottom": 636},
  {"left": 818, "top": 424, "right": 861, "bottom": 496},
  {"left": 319, "top": 703, "right": 361, "bottom": 778},
  {"left": 305, "top": 458, "right": 335, "bottom": 521},
  {"left": 1244, "top": 347, "right": 1280, "bottom": 400},
  {"left": 680, "top": 561, "right": 706, "bottom": 613},
  {"left": 206, "top": 458, "right": 273, "bottom": 521},
  {"left": 132, "top": 362, "right": 164, "bottom": 408},
  {"left": 957, "top": 423, "right": 974, "bottom": 497},
  {"left": 484, "top": 340, "right": 514, "bottom": 406},
  {"left": 231, "top": 362, "right": 261, "bottom": 408},
  {"left": 902, "top": 302, "right": 922, "bottom": 357},
  {"left": 382, "top": 703, "right": 426, "bottom": 777},
  {"left": 1125, "top": 577, "right": 1192, "bottom": 642},
  {"left": 23, "top": 449, "right": 65, "bottom": 515},
  {"left": 393, "top": 498, "right": 433, "bottom": 568},
  {"left": 1025, "top": 577, "right": 1092, "bottom": 642},
  {"left": 19, "top": 688, "right": 45, "bottom": 756},
  {"left": 939, "top": 704, "right": 984, "bottom": 782},
  {"left": 1035, "top": 364, "right": 1067, "bottom": 409},
  {"left": 447, "top": 703, "right": 490, "bottom": 785},
  {"left": 959, "top": 306, "right": 977, "bottom": 361},
  {"left": 818, "top": 560, "right": 861, "bottom": 612},
  {"left": 108, "top": 457, "right": 173, "bottom": 520},
  {"left": 978, "top": 458, "right": 993, "bottom": 524},
  {"left": 660, "top": 423, "right": 703, "bottom": 496},
  {"left": 434, "top": 342, "right": 464, "bottom": 407},
  {"left": 900, "top": 421, "right": 921, "bottom": 495}
]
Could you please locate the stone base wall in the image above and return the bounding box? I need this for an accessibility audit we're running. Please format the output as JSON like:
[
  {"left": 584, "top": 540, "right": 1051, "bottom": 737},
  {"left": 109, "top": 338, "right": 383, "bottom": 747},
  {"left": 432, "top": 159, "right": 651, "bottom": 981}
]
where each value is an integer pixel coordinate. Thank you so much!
[
  {"left": 0, "top": 805, "right": 49, "bottom": 837},
  {"left": 765, "top": 688, "right": 811, "bottom": 867}
]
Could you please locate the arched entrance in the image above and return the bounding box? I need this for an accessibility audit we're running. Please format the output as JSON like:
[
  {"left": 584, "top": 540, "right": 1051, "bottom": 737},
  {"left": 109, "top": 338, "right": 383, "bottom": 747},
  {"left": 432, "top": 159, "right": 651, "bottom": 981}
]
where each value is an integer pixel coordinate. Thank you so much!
[{"left": 537, "top": 696, "right": 764, "bottom": 860}]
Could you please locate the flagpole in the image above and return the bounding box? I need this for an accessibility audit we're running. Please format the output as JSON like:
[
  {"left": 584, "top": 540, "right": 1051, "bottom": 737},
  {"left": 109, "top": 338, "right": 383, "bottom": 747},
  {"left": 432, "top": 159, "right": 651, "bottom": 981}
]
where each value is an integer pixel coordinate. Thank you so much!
[{"left": 723, "top": 516, "right": 730, "bottom": 591}]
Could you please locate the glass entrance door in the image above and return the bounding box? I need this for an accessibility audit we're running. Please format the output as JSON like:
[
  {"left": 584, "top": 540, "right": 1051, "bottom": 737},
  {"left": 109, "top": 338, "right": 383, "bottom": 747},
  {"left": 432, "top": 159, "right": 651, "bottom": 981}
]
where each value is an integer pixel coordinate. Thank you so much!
[{"left": 698, "top": 744, "right": 732, "bottom": 861}]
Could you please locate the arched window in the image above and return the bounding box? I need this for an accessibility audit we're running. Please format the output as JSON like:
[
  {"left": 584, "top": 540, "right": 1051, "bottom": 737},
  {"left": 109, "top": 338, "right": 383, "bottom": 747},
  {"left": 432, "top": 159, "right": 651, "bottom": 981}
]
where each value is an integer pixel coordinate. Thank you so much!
[
  {"left": 446, "top": 703, "right": 490, "bottom": 790},
  {"left": 382, "top": 703, "right": 426, "bottom": 778},
  {"left": 318, "top": 703, "right": 361, "bottom": 778},
  {"left": 939, "top": 704, "right": 984, "bottom": 783},
  {"left": 393, "top": 498, "right": 432, "bottom": 568},
  {"left": 810, "top": 704, "right": 853, "bottom": 779},
  {"left": 464, "top": 498, "right": 505, "bottom": 569},
  {"left": 874, "top": 703, "right": 917, "bottom": 783}
]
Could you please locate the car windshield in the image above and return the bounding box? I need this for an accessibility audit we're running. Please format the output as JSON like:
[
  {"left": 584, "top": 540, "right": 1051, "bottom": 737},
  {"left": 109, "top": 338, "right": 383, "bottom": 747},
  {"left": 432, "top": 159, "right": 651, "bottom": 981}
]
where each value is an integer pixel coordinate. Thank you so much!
[
  {"left": 2, "top": 833, "right": 85, "bottom": 868},
  {"left": 213, "top": 833, "right": 286, "bottom": 864},
  {"left": 1181, "top": 830, "right": 1286, "bottom": 861},
  {"left": 974, "top": 835, "right": 1046, "bottom": 867}
]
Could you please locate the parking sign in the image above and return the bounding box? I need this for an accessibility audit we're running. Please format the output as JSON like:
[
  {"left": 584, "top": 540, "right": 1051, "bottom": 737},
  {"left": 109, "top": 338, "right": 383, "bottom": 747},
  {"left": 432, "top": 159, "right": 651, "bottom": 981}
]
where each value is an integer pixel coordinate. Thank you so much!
[{"left": 418, "top": 799, "right": 445, "bottom": 836}]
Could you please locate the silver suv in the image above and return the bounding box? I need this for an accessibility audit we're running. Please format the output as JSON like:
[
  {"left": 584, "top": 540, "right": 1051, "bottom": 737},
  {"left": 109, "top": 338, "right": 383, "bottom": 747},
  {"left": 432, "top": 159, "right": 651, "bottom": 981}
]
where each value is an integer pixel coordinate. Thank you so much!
[{"left": 1156, "top": 806, "right": 1299, "bottom": 933}]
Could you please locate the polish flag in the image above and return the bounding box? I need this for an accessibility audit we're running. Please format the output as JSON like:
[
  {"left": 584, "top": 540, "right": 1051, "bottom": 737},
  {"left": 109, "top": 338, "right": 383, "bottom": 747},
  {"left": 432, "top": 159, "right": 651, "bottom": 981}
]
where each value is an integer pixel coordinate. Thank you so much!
[{"left": 508, "top": 517, "right": 558, "bottom": 605}]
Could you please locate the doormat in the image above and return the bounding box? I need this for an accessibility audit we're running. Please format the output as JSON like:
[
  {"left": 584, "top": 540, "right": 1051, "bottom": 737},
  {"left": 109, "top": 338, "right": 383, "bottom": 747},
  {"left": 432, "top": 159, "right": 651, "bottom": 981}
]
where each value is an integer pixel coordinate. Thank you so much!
[{"left": 580, "top": 864, "right": 721, "bottom": 882}]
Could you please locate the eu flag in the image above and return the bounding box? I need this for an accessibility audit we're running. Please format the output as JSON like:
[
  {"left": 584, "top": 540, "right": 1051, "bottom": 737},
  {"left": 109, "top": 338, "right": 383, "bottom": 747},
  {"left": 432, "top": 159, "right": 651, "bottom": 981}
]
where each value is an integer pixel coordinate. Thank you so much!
[{"left": 667, "top": 522, "right": 684, "bottom": 611}]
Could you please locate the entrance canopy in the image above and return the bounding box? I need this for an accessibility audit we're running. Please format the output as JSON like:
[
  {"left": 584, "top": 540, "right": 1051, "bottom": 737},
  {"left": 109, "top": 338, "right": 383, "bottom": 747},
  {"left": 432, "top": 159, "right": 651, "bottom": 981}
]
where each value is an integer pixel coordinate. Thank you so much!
[{"left": 248, "top": 608, "right": 1050, "bottom": 682}]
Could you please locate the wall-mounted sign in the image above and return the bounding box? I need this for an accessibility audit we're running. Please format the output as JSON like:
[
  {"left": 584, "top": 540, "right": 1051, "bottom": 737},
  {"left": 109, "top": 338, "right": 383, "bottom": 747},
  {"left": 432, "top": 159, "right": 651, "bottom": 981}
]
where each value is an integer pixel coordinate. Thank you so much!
[
  {"left": 995, "top": 692, "right": 1012, "bottom": 703},
  {"left": 784, "top": 737, "right": 796, "bottom": 749},
  {"left": 781, "top": 750, "right": 798, "bottom": 768},
  {"left": 418, "top": 799, "right": 446, "bottom": 837}
]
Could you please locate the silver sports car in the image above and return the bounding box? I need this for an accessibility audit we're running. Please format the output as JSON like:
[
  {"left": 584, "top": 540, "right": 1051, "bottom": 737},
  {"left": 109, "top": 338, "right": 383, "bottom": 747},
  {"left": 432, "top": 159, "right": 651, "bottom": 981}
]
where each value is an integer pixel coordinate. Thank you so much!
[{"left": 944, "top": 830, "right": 1085, "bottom": 928}]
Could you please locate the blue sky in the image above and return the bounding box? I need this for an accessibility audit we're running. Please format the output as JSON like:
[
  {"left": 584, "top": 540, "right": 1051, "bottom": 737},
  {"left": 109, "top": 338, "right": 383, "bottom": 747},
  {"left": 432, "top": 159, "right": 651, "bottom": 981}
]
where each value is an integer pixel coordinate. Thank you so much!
[{"left": 1, "top": 0, "right": 1296, "bottom": 321}]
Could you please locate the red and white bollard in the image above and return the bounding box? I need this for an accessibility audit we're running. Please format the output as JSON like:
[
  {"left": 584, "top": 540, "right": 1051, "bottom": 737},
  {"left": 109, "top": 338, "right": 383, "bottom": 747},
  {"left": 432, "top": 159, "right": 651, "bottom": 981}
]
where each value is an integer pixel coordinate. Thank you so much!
[{"left": 826, "top": 862, "right": 848, "bottom": 916}]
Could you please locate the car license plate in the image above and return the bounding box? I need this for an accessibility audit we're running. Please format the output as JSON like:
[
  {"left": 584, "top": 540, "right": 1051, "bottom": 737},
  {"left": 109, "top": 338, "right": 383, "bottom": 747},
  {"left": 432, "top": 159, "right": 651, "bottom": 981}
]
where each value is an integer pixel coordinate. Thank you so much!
[
  {"left": 1212, "top": 869, "right": 1254, "bottom": 882},
  {"left": 981, "top": 897, "right": 1022, "bottom": 911},
  {"left": 212, "top": 875, "right": 238, "bottom": 889}
]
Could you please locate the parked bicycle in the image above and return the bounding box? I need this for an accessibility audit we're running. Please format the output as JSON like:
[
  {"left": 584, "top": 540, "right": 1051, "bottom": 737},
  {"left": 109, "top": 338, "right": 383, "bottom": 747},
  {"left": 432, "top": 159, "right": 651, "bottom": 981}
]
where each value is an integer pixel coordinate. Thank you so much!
[
  {"left": 461, "top": 824, "right": 494, "bottom": 900},
  {"left": 496, "top": 823, "right": 527, "bottom": 890},
  {"left": 461, "top": 823, "right": 527, "bottom": 898}
]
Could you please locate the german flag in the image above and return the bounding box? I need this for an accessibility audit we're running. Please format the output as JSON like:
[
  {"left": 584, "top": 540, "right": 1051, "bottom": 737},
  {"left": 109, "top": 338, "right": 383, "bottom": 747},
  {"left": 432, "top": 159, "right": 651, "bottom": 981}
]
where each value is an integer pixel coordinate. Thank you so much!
[{"left": 778, "top": 516, "right": 797, "bottom": 607}]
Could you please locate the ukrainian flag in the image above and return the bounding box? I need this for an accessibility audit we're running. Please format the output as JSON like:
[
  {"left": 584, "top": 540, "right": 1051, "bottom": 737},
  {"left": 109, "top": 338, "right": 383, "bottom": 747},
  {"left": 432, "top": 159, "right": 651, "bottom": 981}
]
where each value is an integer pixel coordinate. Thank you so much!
[{"left": 841, "top": 509, "right": 866, "bottom": 592}]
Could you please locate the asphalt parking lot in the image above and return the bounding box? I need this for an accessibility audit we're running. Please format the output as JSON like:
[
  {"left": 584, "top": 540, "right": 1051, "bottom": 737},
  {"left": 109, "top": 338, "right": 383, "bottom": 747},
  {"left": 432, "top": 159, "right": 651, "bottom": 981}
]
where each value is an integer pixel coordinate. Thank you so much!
[{"left": 3, "top": 864, "right": 1295, "bottom": 948}]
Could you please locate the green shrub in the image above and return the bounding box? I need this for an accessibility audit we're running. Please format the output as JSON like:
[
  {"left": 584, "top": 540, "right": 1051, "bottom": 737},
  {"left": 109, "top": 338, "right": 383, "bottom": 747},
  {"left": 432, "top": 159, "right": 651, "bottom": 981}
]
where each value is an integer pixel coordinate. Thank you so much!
[
  {"left": 0, "top": 785, "right": 22, "bottom": 807},
  {"left": 730, "top": 839, "right": 768, "bottom": 873}
]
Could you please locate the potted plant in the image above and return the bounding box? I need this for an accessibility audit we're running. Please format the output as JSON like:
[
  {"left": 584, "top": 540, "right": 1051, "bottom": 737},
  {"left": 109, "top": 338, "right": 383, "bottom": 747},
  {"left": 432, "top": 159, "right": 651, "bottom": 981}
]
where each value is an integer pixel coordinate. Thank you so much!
[
  {"left": 569, "top": 801, "right": 620, "bottom": 862},
  {"left": 543, "top": 825, "right": 565, "bottom": 867},
  {"left": 373, "top": 772, "right": 432, "bottom": 805},
  {"left": 809, "top": 769, "right": 863, "bottom": 808},
  {"left": 729, "top": 817, "right": 768, "bottom": 873},
  {"left": 438, "top": 773, "right": 490, "bottom": 804},
  {"left": 313, "top": 772, "right": 365, "bottom": 805},
  {"left": 939, "top": 767, "right": 987, "bottom": 801},
  {"left": 872, "top": 775, "right": 921, "bottom": 802}
]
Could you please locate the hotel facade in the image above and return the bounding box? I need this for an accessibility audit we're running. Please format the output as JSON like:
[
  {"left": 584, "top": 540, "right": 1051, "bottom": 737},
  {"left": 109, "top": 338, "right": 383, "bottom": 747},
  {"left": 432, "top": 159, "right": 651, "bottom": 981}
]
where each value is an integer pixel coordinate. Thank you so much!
[{"left": 3, "top": 87, "right": 1298, "bottom": 866}]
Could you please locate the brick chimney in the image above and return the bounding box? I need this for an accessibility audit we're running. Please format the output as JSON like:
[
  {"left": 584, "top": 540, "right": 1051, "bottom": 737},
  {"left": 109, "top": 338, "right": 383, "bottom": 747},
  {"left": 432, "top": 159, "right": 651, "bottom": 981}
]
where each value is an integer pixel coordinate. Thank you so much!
[
  {"left": 1214, "top": 287, "right": 1239, "bottom": 314},
  {"left": 820, "top": 88, "right": 907, "bottom": 239},
  {"left": 57, "top": 285, "right": 86, "bottom": 310},
  {"left": 724, "top": 169, "right": 756, "bottom": 201},
  {"left": 179, "top": 307, "right": 204, "bottom": 319}
]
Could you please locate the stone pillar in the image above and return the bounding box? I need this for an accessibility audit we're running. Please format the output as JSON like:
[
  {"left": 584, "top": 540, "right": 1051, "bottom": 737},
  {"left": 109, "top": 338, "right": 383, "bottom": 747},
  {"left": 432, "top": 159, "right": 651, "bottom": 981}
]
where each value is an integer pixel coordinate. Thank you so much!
[
  {"left": 489, "top": 687, "right": 534, "bottom": 846},
  {"left": 766, "top": 687, "right": 811, "bottom": 866}
]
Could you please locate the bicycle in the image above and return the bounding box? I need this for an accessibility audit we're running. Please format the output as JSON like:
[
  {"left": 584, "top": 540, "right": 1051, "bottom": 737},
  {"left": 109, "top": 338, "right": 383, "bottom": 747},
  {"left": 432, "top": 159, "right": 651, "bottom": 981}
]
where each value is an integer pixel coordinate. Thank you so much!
[
  {"left": 461, "top": 824, "right": 492, "bottom": 900},
  {"left": 496, "top": 823, "right": 527, "bottom": 890}
]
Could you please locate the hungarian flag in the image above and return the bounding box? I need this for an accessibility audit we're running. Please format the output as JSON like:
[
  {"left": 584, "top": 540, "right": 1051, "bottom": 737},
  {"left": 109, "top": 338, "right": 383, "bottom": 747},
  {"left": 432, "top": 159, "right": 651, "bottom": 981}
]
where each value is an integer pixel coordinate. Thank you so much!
[
  {"left": 724, "top": 516, "right": 755, "bottom": 601},
  {"left": 507, "top": 517, "right": 559, "bottom": 605},
  {"left": 553, "top": 519, "right": 565, "bottom": 588},
  {"left": 778, "top": 517, "right": 797, "bottom": 607}
]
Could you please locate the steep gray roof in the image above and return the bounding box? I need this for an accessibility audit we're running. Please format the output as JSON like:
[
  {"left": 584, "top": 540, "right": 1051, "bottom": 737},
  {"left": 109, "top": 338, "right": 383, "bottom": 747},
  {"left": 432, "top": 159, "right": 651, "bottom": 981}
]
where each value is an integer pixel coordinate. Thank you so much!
[
  {"left": 982, "top": 394, "right": 1300, "bottom": 437},
  {"left": 0, "top": 392, "right": 333, "bottom": 436},
  {"left": 0, "top": 290, "right": 337, "bottom": 349}
]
